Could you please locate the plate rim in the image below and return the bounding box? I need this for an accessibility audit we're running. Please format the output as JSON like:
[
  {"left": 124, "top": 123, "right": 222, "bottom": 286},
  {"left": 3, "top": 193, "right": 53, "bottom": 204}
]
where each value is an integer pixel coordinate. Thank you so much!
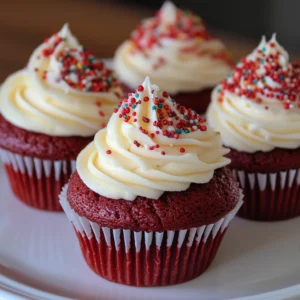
[{"left": 1, "top": 275, "right": 300, "bottom": 300}]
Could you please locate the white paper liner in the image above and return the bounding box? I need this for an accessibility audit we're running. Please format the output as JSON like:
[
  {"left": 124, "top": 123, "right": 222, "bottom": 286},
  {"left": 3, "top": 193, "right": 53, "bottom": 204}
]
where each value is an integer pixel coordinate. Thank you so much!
[
  {"left": 0, "top": 148, "right": 76, "bottom": 180},
  {"left": 60, "top": 184, "right": 243, "bottom": 252},
  {"left": 232, "top": 169, "right": 300, "bottom": 192}
]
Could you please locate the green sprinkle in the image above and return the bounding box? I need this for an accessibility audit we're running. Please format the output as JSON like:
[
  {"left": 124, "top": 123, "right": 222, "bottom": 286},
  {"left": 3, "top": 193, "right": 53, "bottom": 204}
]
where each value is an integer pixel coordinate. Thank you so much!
[
  {"left": 227, "top": 73, "right": 232, "bottom": 78},
  {"left": 89, "top": 57, "right": 95, "bottom": 63},
  {"left": 176, "top": 129, "right": 182, "bottom": 134},
  {"left": 184, "top": 129, "right": 190, "bottom": 133},
  {"left": 83, "top": 65, "right": 89, "bottom": 70},
  {"left": 132, "top": 104, "right": 137, "bottom": 109},
  {"left": 135, "top": 93, "right": 139, "bottom": 98},
  {"left": 85, "top": 88, "right": 91, "bottom": 92},
  {"left": 262, "top": 47, "right": 266, "bottom": 52},
  {"left": 217, "top": 87, "right": 221, "bottom": 92},
  {"left": 152, "top": 106, "right": 157, "bottom": 110},
  {"left": 158, "top": 103, "right": 163, "bottom": 108},
  {"left": 260, "top": 59, "right": 265, "bottom": 64}
]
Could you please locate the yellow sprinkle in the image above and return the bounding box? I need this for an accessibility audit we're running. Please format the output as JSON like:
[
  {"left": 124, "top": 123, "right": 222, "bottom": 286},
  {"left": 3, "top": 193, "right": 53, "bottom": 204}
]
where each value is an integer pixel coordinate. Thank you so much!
[
  {"left": 77, "top": 62, "right": 82, "bottom": 69},
  {"left": 244, "top": 80, "right": 248, "bottom": 86},
  {"left": 128, "top": 42, "right": 135, "bottom": 52},
  {"left": 196, "top": 37, "right": 202, "bottom": 44}
]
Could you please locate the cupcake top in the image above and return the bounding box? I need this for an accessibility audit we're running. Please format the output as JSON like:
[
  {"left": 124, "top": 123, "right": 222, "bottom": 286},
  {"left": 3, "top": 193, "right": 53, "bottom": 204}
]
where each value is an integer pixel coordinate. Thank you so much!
[
  {"left": 207, "top": 34, "right": 300, "bottom": 153},
  {"left": 0, "top": 24, "right": 123, "bottom": 137},
  {"left": 77, "top": 77, "right": 230, "bottom": 201},
  {"left": 114, "top": 1, "right": 232, "bottom": 94}
]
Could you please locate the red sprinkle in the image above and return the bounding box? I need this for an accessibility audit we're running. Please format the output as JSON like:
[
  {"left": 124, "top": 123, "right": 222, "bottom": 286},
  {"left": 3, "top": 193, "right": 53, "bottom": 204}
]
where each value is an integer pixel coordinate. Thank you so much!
[
  {"left": 142, "top": 116, "right": 150, "bottom": 123},
  {"left": 106, "top": 150, "right": 112, "bottom": 155},
  {"left": 283, "top": 102, "right": 290, "bottom": 109}
]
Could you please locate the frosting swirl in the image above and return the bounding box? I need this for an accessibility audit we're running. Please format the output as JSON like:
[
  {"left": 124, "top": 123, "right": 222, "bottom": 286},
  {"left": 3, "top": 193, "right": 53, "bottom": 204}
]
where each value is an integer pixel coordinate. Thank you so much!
[
  {"left": 77, "top": 77, "right": 229, "bottom": 201},
  {"left": 114, "top": 1, "right": 232, "bottom": 94},
  {"left": 207, "top": 34, "right": 300, "bottom": 153},
  {"left": 0, "top": 24, "right": 123, "bottom": 137}
]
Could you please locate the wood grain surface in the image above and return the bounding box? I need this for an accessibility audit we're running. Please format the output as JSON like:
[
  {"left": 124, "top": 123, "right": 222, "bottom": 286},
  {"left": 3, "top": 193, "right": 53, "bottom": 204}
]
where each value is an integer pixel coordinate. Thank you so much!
[{"left": 0, "top": 0, "right": 285, "bottom": 82}]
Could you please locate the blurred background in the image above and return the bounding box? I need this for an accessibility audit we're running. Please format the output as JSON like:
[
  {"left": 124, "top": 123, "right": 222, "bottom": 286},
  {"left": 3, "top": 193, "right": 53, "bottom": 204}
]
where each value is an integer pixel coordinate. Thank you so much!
[{"left": 0, "top": 0, "right": 299, "bottom": 82}]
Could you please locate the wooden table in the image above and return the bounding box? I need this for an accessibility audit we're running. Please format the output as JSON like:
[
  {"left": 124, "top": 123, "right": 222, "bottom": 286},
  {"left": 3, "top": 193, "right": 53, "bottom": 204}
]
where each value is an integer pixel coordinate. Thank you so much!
[{"left": 0, "top": 0, "right": 285, "bottom": 82}]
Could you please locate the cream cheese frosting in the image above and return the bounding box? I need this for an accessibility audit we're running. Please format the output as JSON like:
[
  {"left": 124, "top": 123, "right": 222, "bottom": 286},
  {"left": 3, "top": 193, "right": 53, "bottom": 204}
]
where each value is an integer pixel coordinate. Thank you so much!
[
  {"left": 77, "top": 77, "right": 230, "bottom": 201},
  {"left": 0, "top": 24, "right": 123, "bottom": 137},
  {"left": 114, "top": 1, "right": 232, "bottom": 94},
  {"left": 207, "top": 34, "right": 300, "bottom": 153}
]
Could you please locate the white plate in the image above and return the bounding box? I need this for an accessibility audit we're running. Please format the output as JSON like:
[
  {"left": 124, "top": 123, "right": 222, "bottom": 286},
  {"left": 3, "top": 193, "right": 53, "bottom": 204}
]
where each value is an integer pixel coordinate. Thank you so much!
[{"left": 0, "top": 165, "right": 300, "bottom": 300}]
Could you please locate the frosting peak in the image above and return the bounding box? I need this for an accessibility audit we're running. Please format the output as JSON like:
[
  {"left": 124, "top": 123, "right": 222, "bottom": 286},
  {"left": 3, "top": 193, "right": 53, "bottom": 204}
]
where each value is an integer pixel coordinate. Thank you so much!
[
  {"left": 159, "top": 1, "right": 177, "bottom": 24},
  {"left": 77, "top": 77, "right": 230, "bottom": 201},
  {"left": 247, "top": 34, "right": 289, "bottom": 68},
  {"left": 207, "top": 34, "right": 300, "bottom": 153},
  {"left": 0, "top": 24, "right": 123, "bottom": 137},
  {"left": 29, "top": 24, "right": 121, "bottom": 95},
  {"left": 218, "top": 34, "right": 300, "bottom": 111},
  {"left": 130, "top": 2, "right": 214, "bottom": 51},
  {"left": 114, "top": 2, "right": 232, "bottom": 94}
]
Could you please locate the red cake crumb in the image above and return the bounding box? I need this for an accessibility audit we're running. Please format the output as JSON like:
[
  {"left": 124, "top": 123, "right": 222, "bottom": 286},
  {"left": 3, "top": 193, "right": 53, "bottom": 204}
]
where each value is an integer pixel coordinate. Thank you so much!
[
  {"left": 0, "top": 114, "right": 92, "bottom": 160},
  {"left": 227, "top": 147, "right": 300, "bottom": 173},
  {"left": 67, "top": 168, "right": 240, "bottom": 232}
]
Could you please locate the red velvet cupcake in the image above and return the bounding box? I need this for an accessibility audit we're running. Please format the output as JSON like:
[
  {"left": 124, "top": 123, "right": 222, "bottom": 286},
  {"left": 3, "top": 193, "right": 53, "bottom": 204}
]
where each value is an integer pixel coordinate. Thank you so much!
[
  {"left": 0, "top": 24, "right": 123, "bottom": 211},
  {"left": 207, "top": 34, "right": 300, "bottom": 221},
  {"left": 60, "top": 77, "right": 242, "bottom": 286},
  {"left": 114, "top": 1, "right": 232, "bottom": 113}
]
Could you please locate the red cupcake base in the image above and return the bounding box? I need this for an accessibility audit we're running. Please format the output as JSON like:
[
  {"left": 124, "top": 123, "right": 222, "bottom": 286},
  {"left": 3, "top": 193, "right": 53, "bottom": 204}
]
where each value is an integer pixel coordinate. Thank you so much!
[
  {"left": 60, "top": 178, "right": 242, "bottom": 287},
  {"left": 175, "top": 88, "right": 213, "bottom": 114},
  {"left": 233, "top": 169, "right": 300, "bottom": 221},
  {"left": 1, "top": 149, "right": 75, "bottom": 211},
  {"left": 76, "top": 228, "right": 226, "bottom": 286}
]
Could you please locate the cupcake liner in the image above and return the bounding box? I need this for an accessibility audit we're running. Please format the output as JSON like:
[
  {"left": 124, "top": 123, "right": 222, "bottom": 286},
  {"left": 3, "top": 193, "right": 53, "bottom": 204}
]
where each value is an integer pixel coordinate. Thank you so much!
[
  {"left": 232, "top": 168, "right": 300, "bottom": 221},
  {"left": 60, "top": 184, "right": 243, "bottom": 286},
  {"left": 0, "top": 148, "right": 76, "bottom": 211}
]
